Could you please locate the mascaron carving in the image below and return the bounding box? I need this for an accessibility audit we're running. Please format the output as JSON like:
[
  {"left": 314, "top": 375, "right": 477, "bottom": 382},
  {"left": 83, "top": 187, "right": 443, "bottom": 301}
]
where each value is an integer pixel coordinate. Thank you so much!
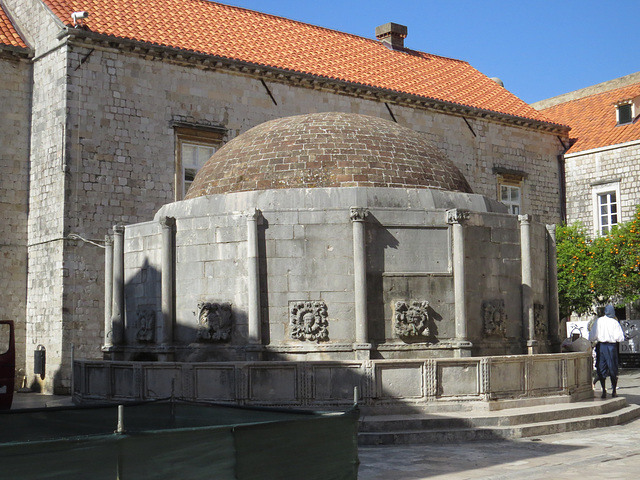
[
  {"left": 136, "top": 308, "right": 155, "bottom": 343},
  {"left": 534, "top": 303, "right": 547, "bottom": 336},
  {"left": 196, "top": 302, "right": 232, "bottom": 342},
  {"left": 394, "top": 301, "right": 430, "bottom": 337},
  {"left": 290, "top": 301, "right": 329, "bottom": 342},
  {"left": 483, "top": 299, "right": 507, "bottom": 337}
]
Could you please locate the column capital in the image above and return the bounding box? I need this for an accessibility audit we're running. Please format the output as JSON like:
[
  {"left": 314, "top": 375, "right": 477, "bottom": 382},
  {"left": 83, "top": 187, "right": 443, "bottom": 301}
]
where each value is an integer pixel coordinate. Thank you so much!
[
  {"left": 112, "top": 224, "right": 125, "bottom": 234},
  {"left": 545, "top": 223, "right": 557, "bottom": 239},
  {"left": 159, "top": 216, "right": 176, "bottom": 229},
  {"left": 518, "top": 214, "right": 533, "bottom": 225},
  {"left": 245, "top": 208, "right": 261, "bottom": 220},
  {"left": 350, "top": 207, "right": 368, "bottom": 222},
  {"left": 104, "top": 234, "right": 113, "bottom": 246},
  {"left": 446, "top": 208, "right": 469, "bottom": 224}
]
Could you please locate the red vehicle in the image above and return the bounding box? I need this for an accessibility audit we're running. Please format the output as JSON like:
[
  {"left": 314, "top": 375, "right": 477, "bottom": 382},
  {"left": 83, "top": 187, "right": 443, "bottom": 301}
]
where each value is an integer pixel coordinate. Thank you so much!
[{"left": 0, "top": 320, "right": 15, "bottom": 410}]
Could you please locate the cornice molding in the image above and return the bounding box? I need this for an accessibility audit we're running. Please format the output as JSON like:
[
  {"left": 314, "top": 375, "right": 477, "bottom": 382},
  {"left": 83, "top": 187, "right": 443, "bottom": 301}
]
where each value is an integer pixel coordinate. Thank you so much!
[{"left": 58, "top": 28, "right": 569, "bottom": 135}]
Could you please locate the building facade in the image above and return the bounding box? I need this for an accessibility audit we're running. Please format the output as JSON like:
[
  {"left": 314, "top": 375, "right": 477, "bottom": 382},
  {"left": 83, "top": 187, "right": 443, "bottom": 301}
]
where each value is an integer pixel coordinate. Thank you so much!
[
  {"left": 1, "top": 0, "right": 569, "bottom": 393},
  {"left": 534, "top": 72, "right": 640, "bottom": 235}
]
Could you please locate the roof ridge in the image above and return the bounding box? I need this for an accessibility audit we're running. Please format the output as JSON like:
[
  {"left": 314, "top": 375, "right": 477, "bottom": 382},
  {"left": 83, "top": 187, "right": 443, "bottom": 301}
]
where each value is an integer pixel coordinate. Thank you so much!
[{"left": 533, "top": 71, "right": 640, "bottom": 110}]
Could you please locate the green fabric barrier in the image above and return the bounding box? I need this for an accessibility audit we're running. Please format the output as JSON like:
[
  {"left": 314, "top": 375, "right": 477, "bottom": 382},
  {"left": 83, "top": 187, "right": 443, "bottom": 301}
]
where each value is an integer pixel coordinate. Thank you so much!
[{"left": 0, "top": 402, "right": 359, "bottom": 480}]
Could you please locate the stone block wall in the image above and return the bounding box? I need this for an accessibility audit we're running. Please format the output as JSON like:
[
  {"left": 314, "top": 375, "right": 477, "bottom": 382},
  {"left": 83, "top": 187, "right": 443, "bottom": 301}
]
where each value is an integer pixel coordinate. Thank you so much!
[
  {"left": 565, "top": 143, "right": 640, "bottom": 233},
  {"left": 464, "top": 213, "right": 523, "bottom": 353},
  {"left": 73, "top": 352, "right": 594, "bottom": 409},
  {"left": 25, "top": 43, "right": 69, "bottom": 392},
  {"left": 0, "top": 52, "right": 31, "bottom": 380},
  {"left": 116, "top": 188, "right": 556, "bottom": 362}
]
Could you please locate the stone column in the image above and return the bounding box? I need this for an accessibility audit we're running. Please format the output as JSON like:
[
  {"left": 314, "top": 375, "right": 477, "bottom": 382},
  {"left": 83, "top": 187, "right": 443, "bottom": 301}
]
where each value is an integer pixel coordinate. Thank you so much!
[
  {"left": 104, "top": 235, "right": 113, "bottom": 348},
  {"left": 111, "top": 224, "right": 125, "bottom": 346},
  {"left": 447, "top": 209, "right": 470, "bottom": 356},
  {"left": 246, "top": 209, "right": 261, "bottom": 345},
  {"left": 160, "top": 217, "right": 176, "bottom": 349},
  {"left": 519, "top": 214, "right": 536, "bottom": 354},
  {"left": 546, "top": 224, "right": 561, "bottom": 350},
  {"left": 350, "top": 207, "right": 370, "bottom": 356}
]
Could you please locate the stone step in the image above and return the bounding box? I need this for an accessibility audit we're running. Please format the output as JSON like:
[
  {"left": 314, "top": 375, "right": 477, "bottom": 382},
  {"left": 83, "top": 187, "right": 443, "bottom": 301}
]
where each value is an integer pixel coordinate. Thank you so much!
[
  {"left": 358, "top": 402, "right": 640, "bottom": 445},
  {"left": 359, "top": 397, "right": 627, "bottom": 432}
]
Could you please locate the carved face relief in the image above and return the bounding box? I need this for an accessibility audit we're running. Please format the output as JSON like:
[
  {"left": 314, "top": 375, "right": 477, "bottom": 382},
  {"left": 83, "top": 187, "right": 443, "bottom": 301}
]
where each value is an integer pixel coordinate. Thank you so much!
[
  {"left": 534, "top": 303, "right": 547, "bottom": 337},
  {"left": 196, "top": 302, "right": 233, "bottom": 342},
  {"left": 290, "top": 301, "right": 329, "bottom": 342},
  {"left": 136, "top": 308, "right": 156, "bottom": 343},
  {"left": 394, "top": 301, "right": 430, "bottom": 337},
  {"left": 482, "top": 299, "right": 507, "bottom": 337}
]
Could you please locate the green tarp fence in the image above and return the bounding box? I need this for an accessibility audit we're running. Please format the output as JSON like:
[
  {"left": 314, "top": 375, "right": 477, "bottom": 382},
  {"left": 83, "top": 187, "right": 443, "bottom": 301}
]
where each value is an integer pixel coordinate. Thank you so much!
[{"left": 0, "top": 402, "right": 359, "bottom": 479}]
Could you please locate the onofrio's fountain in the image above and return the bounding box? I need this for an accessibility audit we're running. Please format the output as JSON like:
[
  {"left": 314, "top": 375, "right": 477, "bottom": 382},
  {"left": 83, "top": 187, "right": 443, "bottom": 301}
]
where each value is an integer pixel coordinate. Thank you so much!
[{"left": 74, "top": 112, "right": 592, "bottom": 410}]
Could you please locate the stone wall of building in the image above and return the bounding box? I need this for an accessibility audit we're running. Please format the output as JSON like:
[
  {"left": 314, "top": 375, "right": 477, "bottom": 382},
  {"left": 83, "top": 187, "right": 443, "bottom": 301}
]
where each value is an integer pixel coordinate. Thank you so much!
[
  {"left": 24, "top": 42, "right": 69, "bottom": 392},
  {"left": 0, "top": 52, "right": 31, "bottom": 381},
  {"left": 564, "top": 142, "right": 640, "bottom": 234}
]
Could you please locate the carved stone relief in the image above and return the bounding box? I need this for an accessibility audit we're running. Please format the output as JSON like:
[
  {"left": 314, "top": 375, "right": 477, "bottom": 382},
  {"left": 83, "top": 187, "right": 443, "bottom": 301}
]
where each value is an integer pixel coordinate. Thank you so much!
[
  {"left": 534, "top": 303, "right": 547, "bottom": 337},
  {"left": 136, "top": 308, "right": 155, "bottom": 343},
  {"left": 394, "top": 301, "right": 430, "bottom": 337},
  {"left": 196, "top": 302, "right": 233, "bottom": 342},
  {"left": 349, "top": 207, "right": 368, "bottom": 222},
  {"left": 483, "top": 299, "right": 507, "bottom": 337},
  {"left": 289, "top": 301, "right": 329, "bottom": 342}
]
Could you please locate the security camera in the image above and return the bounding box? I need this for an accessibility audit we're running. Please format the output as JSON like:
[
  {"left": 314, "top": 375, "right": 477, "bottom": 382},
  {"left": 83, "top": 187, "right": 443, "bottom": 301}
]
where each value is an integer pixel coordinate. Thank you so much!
[{"left": 71, "top": 11, "right": 89, "bottom": 25}]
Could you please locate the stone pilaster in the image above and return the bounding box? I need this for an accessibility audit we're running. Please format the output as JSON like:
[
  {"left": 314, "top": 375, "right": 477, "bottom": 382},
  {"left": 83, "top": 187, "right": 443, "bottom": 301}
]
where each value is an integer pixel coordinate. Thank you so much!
[
  {"left": 546, "top": 224, "right": 561, "bottom": 349},
  {"left": 246, "top": 209, "right": 261, "bottom": 345},
  {"left": 111, "top": 225, "right": 125, "bottom": 346},
  {"left": 160, "top": 217, "right": 176, "bottom": 351},
  {"left": 447, "top": 209, "right": 470, "bottom": 351},
  {"left": 519, "top": 214, "right": 536, "bottom": 354},
  {"left": 103, "top": 235, "right": 113, "bottom": 348},
  {"left": 350, "top": 207, "right": 370, "bottom": 353}
]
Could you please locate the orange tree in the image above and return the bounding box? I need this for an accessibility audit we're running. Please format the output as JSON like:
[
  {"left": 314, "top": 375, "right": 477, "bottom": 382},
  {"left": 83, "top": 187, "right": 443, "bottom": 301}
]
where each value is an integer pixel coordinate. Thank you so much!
[
  {"left": 556, "top": 222, "right": 595, "bottom": 318},
  {"left": 590, "top": 205, "right": 640, "bottom": 305},
  {"left": 557, "top": 206, "right": 640, "bottom": 318}
]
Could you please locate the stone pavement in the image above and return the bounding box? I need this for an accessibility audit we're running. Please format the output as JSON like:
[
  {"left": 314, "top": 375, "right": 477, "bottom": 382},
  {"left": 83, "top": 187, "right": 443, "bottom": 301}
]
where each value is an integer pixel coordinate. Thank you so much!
[{"left": 358, "top": 369, "right": 640, "bottom": 479}]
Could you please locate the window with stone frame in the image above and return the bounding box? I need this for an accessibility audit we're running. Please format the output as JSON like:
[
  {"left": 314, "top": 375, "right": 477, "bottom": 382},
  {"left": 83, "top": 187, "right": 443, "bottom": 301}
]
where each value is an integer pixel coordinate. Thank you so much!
[
  {"left": 497, "top": 173, "right": 523, "bottom": 215},
  {"left": 592, "top": 181, "right": 620, "bottom": 235},
  {"left": 174, "top": 125, "right": 225, "bottom": 200}
]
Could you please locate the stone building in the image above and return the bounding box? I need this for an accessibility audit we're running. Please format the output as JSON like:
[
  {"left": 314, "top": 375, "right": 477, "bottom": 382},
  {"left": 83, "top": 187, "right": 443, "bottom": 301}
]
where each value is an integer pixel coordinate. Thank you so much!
[
  {"left": 533, "top": 72, "right": 640, "bottom": 234},
  {"left": 0, "top": 0, "right": 569, "bottom": 393}
]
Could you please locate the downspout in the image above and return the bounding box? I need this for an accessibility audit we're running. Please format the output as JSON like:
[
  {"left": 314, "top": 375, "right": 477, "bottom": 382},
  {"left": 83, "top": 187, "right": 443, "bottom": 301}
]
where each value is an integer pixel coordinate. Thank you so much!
[{"left": 556, "top": 136, "right": 571, "bottom": 224}]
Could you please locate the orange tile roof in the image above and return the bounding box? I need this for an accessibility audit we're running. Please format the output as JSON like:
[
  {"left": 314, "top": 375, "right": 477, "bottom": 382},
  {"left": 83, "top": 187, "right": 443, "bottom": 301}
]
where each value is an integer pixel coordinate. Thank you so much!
[
  {"left": 0, "top": 5, "right": 28, "bottom": 49},
  {"left": 540, "top": 82, "right": 640, "bottom": 154},
  {"left": 42, "top": 0, "right": 559, "bottom": 126}
]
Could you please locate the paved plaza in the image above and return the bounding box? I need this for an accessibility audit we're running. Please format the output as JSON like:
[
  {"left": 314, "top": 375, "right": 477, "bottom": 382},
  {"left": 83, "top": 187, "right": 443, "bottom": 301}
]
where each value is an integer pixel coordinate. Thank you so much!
[{"left": 359, "top": 369, "right": 640, "bottom": 479}]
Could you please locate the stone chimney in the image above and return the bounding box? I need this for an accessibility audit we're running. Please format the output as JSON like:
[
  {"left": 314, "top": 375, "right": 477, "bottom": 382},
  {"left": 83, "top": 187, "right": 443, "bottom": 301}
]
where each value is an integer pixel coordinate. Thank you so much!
[{"left": 375, "top": 22, "right": 408, "bottom": 50}]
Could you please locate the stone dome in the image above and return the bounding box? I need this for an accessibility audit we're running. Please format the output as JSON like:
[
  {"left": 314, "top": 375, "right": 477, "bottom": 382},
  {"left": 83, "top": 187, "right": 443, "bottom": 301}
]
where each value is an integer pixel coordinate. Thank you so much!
[{"left": 185, "top": 112, "right": 472, "bottom": 199}]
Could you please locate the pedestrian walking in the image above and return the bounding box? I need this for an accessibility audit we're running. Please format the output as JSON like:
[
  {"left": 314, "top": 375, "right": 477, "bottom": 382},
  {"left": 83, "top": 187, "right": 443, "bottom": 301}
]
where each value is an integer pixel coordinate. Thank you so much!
[{"left": 588, "top": 305, "right": 625, "bottom": 398}]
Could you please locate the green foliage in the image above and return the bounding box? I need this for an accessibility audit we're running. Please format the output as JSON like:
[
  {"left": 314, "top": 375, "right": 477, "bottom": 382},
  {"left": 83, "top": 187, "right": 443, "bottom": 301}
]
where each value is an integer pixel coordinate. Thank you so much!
[
  {"left": 556, "top": 222, "right": 594, "bottom": 318},
  {"left": 556, "top": 205, "right": 640, "bottom": 318},
  {"left": 591, "top": 206, "right": 640, "bottom": 304}
]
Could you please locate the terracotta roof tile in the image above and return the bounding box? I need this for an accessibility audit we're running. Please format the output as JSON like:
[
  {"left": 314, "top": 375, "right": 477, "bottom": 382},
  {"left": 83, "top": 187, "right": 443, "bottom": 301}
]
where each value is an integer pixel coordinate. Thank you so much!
[
  {"left": 42, "top": 0, "right": 555, "bottom": 125},
  {"left": 540, "top": 82, "right": 640, "bottom": 154},
  {"left": 0, "top": 5, "right": 28, "bottom": 49}
]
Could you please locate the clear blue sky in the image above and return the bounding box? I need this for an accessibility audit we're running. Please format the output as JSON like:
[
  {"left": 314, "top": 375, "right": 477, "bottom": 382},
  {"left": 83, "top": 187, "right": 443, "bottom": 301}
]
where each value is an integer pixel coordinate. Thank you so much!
[{"left": 221, "top": 0, "right": 639, "bottom": 104}]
